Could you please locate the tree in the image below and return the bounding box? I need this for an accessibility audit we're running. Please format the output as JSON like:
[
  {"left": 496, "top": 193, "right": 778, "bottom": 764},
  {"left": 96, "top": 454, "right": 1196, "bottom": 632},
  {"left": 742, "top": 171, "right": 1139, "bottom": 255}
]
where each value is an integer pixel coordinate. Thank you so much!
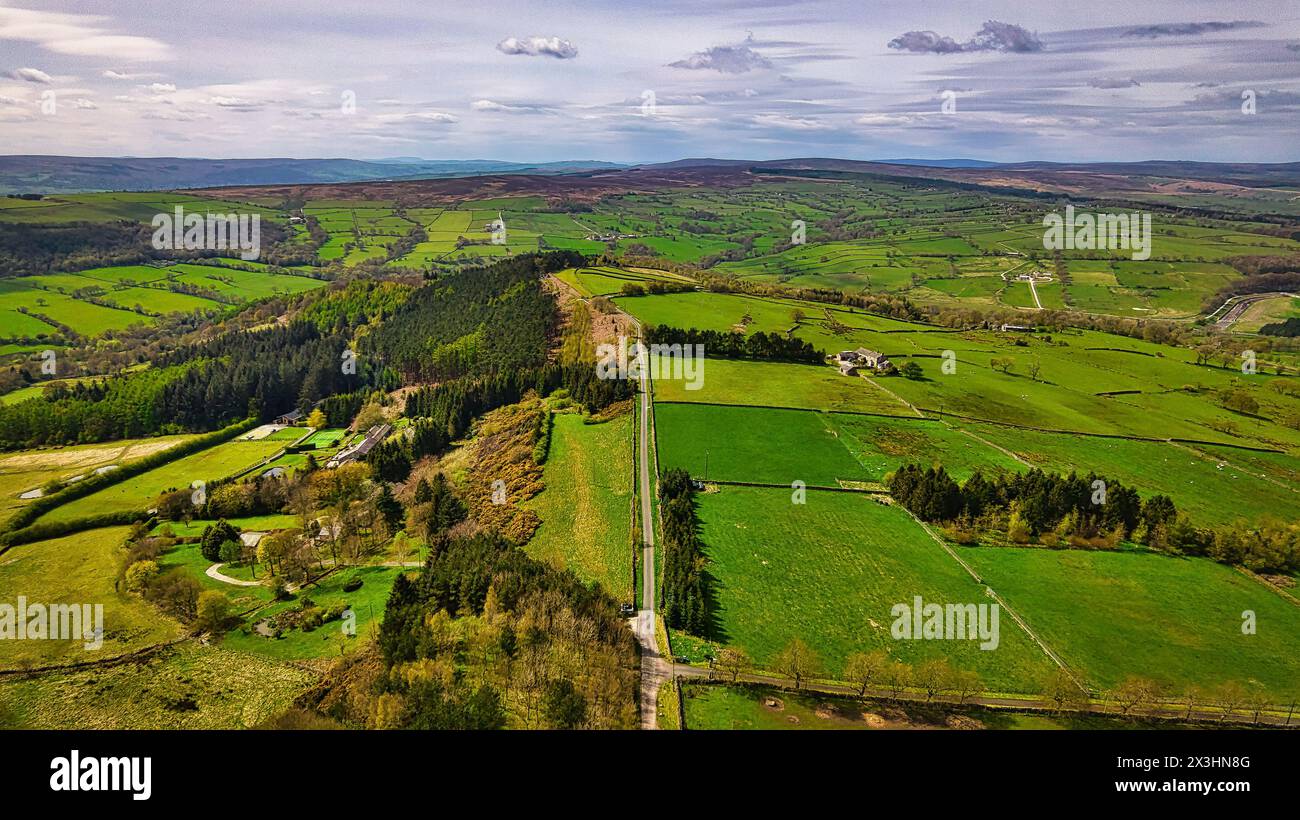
[
  {"left": 1110, "top": 675, "right": 1160, "bottom": 718},
  {"left": 124, "top": 560, "right": 160, "bottom": 593},
  {"left": 951, "top": 668, "right": 983, "bottom": 705},
  {"left": 1041, "top": 668, "right": 1088, "bottom": 713},
  {"left": 200, "top": 520, "right": 240, "bottom": 562},
  {"left": 899, "top": 361, "right": 923, "bottom": 380},
  {"left": 541, "top": 679, "right": 587, "bottom": 729},
  {"left": 195, "top": 590, "right": 230, "bottom": 632},
  {"left": 1212, "top": 681, "right": 1248, "bottom": 723},
  {"left": 306, "top": 408, "right": 327, "bottom": 429},
  {"left": 843, "top": 649, "right": 889, "bottom": 698},
  {"left": 218, "top": 539, "right": 241, "bottom": 564},
  {"left": 916, "top": 658, "right": 956, "bottom": 702},
  {"left": 715, "top": 647, "right": 751, "bottom": 683},
  {"left": 775, "top": 639, "right": 820, "bottom": 690},
  {"left": 883, "top": 660, "right": 912, "bottom": 699}
]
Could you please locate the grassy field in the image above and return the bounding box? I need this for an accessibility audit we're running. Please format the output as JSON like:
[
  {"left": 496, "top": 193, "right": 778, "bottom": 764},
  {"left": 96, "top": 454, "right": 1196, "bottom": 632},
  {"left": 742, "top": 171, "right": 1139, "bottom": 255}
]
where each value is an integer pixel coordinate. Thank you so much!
[
  {"left": 963, "top": 545, "right": 1300, "bottom": 699},
  {"left": 523, "top": 412, "right": 634, "bottom": 602},
  {"left": 219, "top": 565, "right": 405, "bottom": 661},
  {"left": 692, "top": 486, "right": 1055, "bottom": 691},
  {"left": 958, "top": 422, "right": 1300, "bottom": 528},
  {"left": 650, "top": 354, "right": 910, "bottom": 415},
  {"left": 655, "top": 403, "right": 871, "bottom": 486},
  {"left": 827, "top": 414, "right": 1024, "bottom": 482},
  {"left": 42, "top": 437, "right": 287, "bottom": 522},
  {"left": 0, "top": 642, "right": 314, "bottom": 729},
  {"left": 0, "top": 434, "right": 194, "bottom": 523},
  {"left": 0, "top": 526, "right": 183, "bottom": 668}
]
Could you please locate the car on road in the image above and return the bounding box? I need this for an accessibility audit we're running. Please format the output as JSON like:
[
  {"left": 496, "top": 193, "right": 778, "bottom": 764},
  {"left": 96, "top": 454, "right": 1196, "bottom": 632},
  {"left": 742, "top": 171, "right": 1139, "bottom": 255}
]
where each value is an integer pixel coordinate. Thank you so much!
[{"left": 619, "top": 603, "right": 636, "bottom": 617}]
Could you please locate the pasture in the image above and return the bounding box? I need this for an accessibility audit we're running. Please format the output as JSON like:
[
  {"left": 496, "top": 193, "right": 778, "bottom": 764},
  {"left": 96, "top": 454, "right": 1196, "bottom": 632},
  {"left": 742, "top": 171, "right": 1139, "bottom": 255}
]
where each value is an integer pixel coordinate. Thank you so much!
[
  {"left": 523, "top": 412, "right": 634, "bottom": 601},
  {"left": 41, "top": 437, "right": 288, "bottom": 522},
  {"left": 963, "top": 545, "right": 1300, "bottom": 699},
  {"left": 692, "top": 486, "right": 1055, "bottom": 691}
]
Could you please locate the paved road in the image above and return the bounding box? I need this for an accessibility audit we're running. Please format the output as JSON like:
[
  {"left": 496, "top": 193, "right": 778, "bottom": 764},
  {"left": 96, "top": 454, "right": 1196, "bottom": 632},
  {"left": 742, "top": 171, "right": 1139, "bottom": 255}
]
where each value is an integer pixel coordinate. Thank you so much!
[{"left": 629, "top": 324, "right": 669, "bottom": 729}]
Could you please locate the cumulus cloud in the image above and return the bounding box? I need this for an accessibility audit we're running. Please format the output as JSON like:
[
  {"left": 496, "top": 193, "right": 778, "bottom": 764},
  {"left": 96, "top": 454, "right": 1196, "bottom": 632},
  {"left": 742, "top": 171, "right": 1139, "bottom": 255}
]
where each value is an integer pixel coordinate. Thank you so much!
[
  {"left": 0, "top": 6, "right": 172, "bottom": 60},
  {"left": 496, "top": 36, "right": 577, "bottom": 59},
  {"left": 70, "top": 97, "right": 96, "bottom": 109},
  {"left": 146, "top": 82, "right": 176, "bottom": 94},
  {"left": 889, "top": 20, "right": 1043, "bottom": 54},
  {"left": 7, "top": 67, "right": 52, "bottom": 84},
  {"left": 670, "top": 42, "right": 772, "bottom": 73},
  {"left": 1088, "top": 77, "right": 1140, "bottom": 88},
  {"left": 1123, "top": 21, "right": 1265, "bottom": 39}
]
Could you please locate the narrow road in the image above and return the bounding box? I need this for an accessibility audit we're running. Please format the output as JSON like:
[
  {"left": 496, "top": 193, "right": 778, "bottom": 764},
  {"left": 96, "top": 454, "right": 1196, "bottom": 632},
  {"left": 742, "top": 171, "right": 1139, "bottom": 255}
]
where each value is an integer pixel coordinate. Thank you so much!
[
  {"left": 205, "top": 562, "right": 262, "bottom": 587},
  {"left": 630, "top": 322, "right": 669, "bottom": 729},
  {"left": 1027, "top": 277, "right": 1043, "bottom": 310}
]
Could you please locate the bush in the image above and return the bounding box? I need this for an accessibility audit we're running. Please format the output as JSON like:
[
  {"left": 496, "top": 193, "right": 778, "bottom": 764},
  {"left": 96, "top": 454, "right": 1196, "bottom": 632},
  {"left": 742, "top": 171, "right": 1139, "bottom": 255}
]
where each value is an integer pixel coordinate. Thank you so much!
[{"left": 342, "top": 577, "right": 363, "bottom": 593}]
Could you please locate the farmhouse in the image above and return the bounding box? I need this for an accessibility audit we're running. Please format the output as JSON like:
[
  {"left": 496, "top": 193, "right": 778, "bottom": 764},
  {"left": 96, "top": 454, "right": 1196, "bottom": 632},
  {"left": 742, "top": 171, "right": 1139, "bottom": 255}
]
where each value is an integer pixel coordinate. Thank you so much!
[
  {"left": 326, "top": 423, "right": 391, "bottom": 469},
  {"left": 836, "top": 347, "right": 892, "bottom": 374},
  {"left": 1000, "top": 323, "right": 1034, "bottom": 333},
  {"left": 274, "top": 408, "right": 303, "bottom": 425}
]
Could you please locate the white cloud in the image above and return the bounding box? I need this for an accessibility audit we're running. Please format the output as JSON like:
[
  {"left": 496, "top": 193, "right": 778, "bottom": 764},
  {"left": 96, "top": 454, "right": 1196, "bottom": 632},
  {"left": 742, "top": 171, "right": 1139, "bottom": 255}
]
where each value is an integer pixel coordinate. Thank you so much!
[
  {"left": 497, "top": 36, "right": 578, "bottom": 59},
  {"left": 0, "top": 7, "right": 172, "bottom": 61},
  {"left": 146, "top": 82, "right": 176, "bottom": 94},
  {"left": 7, "top": 67, "right": 52, "bottom": 84}
]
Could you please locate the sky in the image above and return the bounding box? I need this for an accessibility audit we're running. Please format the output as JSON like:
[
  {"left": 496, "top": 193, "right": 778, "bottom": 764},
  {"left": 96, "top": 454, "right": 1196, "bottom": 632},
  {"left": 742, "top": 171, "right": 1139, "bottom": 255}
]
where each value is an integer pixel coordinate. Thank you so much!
[{"left": 0, "top": 0, "right": 1298, "bottom": 164}]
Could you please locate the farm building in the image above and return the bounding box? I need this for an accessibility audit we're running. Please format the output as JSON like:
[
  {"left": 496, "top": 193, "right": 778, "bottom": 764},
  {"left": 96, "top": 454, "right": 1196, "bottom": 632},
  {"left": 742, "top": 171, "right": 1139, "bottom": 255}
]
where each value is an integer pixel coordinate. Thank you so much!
[
  {"left": 836, "top": 347, "right": 892, "bottom": 374},
  {"left": 326, "top": 424, "right": 391, "bottom": 469},
  {"left": 274, "top": 408, "right": 303, "bottom": 425}
]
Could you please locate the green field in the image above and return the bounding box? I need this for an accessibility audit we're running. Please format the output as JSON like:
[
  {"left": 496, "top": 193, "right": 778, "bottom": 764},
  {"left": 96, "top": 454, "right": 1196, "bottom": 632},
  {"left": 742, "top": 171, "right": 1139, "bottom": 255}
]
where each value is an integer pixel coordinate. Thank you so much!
[
  {"left": 523, "top": 412, "right": 634, "bottom": 602},
  {"left": 651, "top": 354, "right": 910, "bottom": 415},
  {"left": 0, "top": 526, "right": 183, "bottom": 668},
  {"left": 963, "top": 546, "right": 1300, "bottom": 699},
  {"left": 655, "top": 403, "right": 871, "bottom": 486},
  {"left": 958, "top": 422, "right": 1300, "bottom": 528},
  {"left": 0, "top": 434, "right": 194, "bottom": 524},
  {"left": 41, "top": 437, "right": 287, "bottom": 522},
  {"left": 0, "top": 642, "right": 314, "bottom": 729},
  {"left": 692, "top": 486, "right": 1055, "bottom": 691}
]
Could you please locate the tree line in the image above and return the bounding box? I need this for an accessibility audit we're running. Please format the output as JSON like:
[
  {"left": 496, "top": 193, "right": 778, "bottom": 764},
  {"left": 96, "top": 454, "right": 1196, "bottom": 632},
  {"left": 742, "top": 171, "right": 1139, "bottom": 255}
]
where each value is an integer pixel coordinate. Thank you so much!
[
  {"left": 659, "top": 468, "right": 710, "bottom": 636},
  {"left": 643, "top": 325, "right": 824, "bottom": 364}
]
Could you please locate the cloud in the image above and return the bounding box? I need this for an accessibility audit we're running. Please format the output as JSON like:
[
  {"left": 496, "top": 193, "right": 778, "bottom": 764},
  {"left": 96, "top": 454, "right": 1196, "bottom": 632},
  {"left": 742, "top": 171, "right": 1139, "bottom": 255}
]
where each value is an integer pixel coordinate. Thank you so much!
[
  {"left": 70, "top": 97, "right": 96, "bottom": 109},
  {"left": 389, "top": 111, "right": 458, "bottom": 124},
  {"left": 1088, "top": 77, "right": 1140, "bottom": 89},
  {"left": 670, "top": 41, "right": 773, "bottom": 73},
  {"left": 102, "top": 69, "right": 148, "bottom": 80},
  {"left": 496, "top": 36, "right": 577, "bottom": 59},
  {"left": 1123, "top": 21, "right": 1266, "bottom": 39},
  {"left": 7, "top": 67, "right": 52, "bottom": 84},
  {"left": 146, "top": 82, "right": 176, "bottom": 94},
  {"left": 748, "top": 113, "right": 828, "bottom": 130},
  {"left": 471, "top": 99, "right": 552, "bottom": 114},
  {"left": 0, "top": 6, "right": 172, "bottom": 60},
  {"left": 889, "top": 20, "right": 1043, "bottom": 54}
]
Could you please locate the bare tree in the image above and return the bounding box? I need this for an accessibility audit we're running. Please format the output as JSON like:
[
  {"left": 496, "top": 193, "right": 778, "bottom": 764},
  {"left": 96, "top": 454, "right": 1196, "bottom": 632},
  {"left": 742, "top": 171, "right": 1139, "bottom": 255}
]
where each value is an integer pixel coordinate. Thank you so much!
[
  {"left": 843, "top": 649, "right": 889, "bottom": 698},
  {"left": 715, "top": 647, "right": 751, "bottom": 684},
  {"left": 775, "top": 639, "right": 820, "bottom": 690}
]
